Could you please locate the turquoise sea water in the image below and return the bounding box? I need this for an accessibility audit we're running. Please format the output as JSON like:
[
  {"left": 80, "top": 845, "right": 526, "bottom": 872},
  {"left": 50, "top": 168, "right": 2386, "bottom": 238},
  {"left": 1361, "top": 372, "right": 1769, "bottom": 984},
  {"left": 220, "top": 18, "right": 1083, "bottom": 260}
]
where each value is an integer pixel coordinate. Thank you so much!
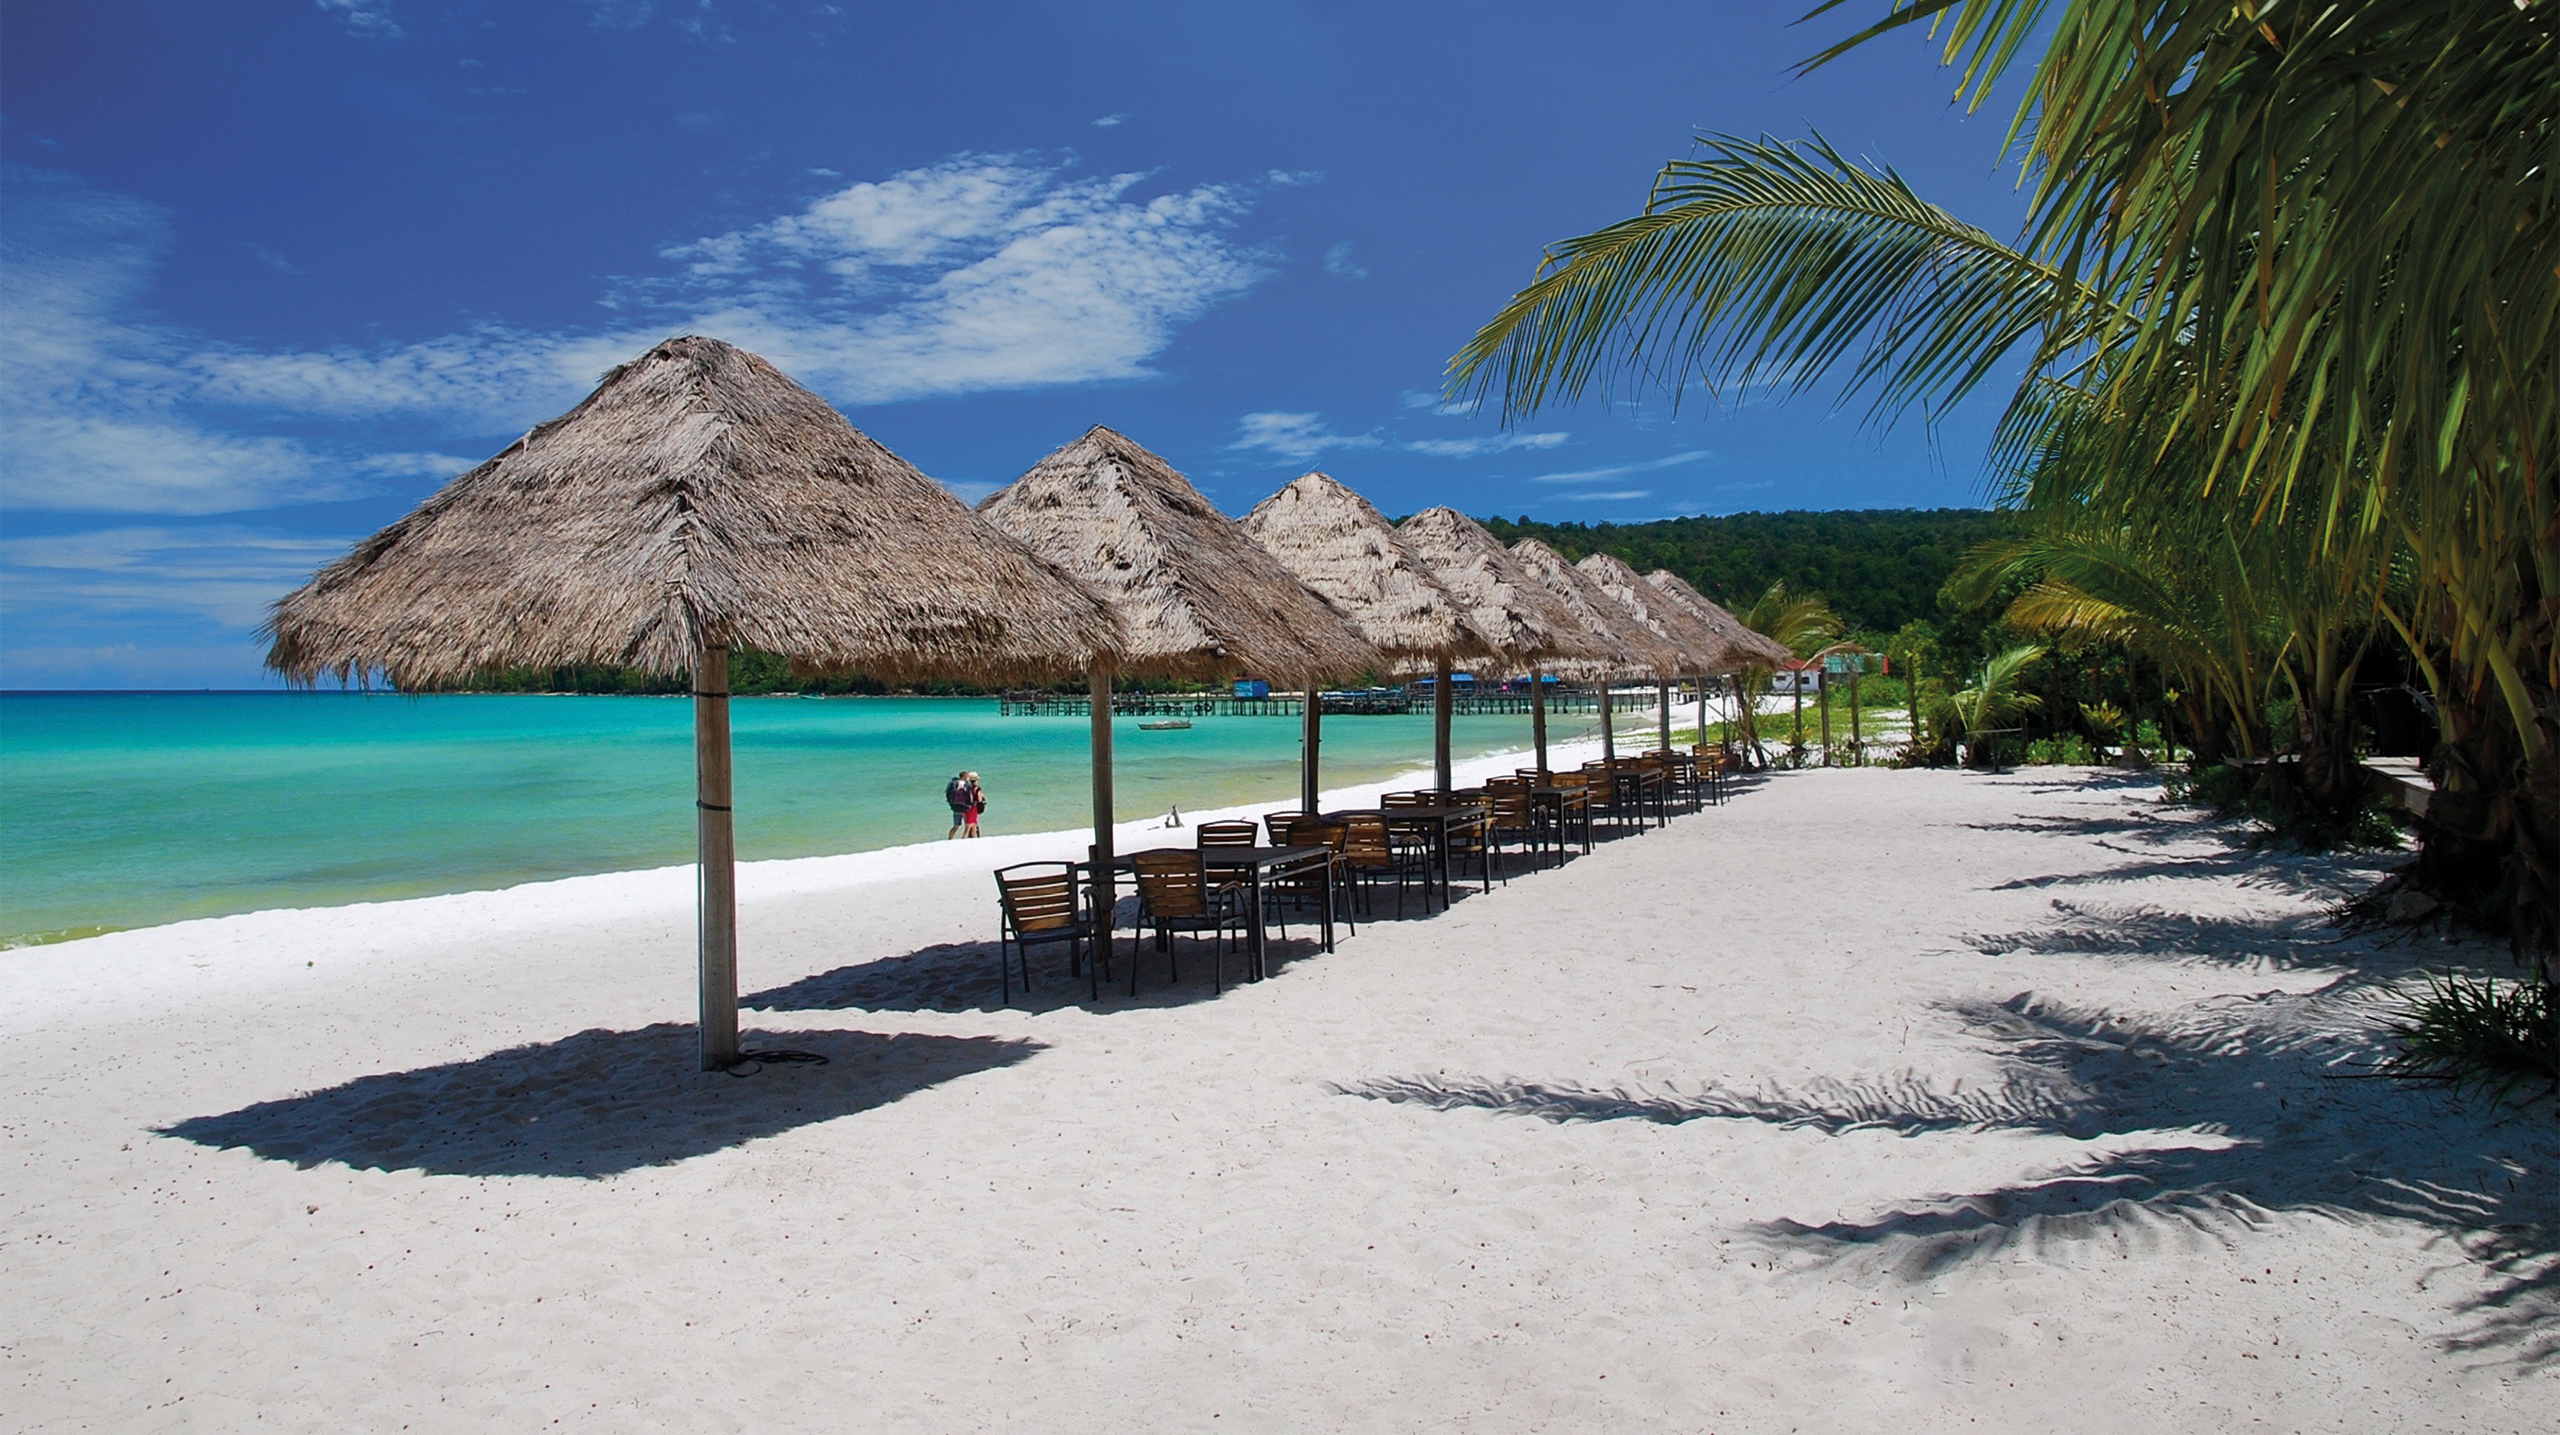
[{"left": 0, "top": 693, "right": 1544, "bottom": 945}]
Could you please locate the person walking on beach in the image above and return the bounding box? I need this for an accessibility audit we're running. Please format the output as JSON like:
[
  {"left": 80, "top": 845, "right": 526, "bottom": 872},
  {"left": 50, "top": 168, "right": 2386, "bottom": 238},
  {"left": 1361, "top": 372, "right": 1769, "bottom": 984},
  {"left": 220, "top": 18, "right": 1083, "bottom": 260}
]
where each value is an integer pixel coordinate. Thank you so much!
[
  {"left": 962, "top": 771, "right": 985, "bottom": 837},
  {"left": 946, "top": 770, "right": 981, "bottom": 840}
]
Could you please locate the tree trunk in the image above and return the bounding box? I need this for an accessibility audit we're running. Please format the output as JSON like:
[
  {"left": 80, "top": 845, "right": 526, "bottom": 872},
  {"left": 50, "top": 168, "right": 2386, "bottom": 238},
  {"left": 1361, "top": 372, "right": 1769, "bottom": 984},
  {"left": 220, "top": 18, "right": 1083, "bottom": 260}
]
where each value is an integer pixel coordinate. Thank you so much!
[{"left": 2414, "top": 681, "right": 2560, "bottom": 982}]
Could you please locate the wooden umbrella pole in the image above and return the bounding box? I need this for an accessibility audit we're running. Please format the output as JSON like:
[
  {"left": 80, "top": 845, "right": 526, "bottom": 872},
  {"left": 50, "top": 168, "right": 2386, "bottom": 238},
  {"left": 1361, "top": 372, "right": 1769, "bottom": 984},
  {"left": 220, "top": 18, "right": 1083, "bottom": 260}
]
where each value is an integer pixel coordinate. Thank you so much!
[
  {"left": 1089, "top": 664, "right": 1116, "bottom": 940},
  {"left": 1302, "top": 684, "right": 1322, "bottom": 815},
  {"left": 1432, "top": 655, "right": 1455, "bottom": 796},
  {"left": 693, "top": 645, "right": 741, "bottom": 1072},
  {"left": 1657, "top": 677, "right": 1672, "bottom": 753},
  {"left": 1599, "top": 675, "right": 1617, "bottom": 765},
  {"left": 1530, "top": 667, "right": 1549, "bottom": 774}
]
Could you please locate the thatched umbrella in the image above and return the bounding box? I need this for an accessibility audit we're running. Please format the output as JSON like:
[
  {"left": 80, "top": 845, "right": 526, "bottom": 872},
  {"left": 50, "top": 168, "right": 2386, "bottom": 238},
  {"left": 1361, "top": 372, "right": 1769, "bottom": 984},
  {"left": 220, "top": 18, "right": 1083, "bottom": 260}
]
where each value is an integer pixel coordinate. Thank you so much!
[
  {"left": 1509, "top": 538, "right": 1685, "bottom": 765},
  {"left": 1394, "top": 507, "right": 1612, "bottom": 773},
  {"left": 1577, "top": 551, "right": 1743, "bottom": 754},
  {"left": 979, "top": 427, "right": 1376, "bottom": 926},
  {"left": 1241, "top": 473, "right": 1489, "bottom": 800},
  {"left": 1647, "top": 569, "right": 1791, "bottom": 745},
  {"left": 266, "top": 336, "right": 1117, "bottom": 1069}
]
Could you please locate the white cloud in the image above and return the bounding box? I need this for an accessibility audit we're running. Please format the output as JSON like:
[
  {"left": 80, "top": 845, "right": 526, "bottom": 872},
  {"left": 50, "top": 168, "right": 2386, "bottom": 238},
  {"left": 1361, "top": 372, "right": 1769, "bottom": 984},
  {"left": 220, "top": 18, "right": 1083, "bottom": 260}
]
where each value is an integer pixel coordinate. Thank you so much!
[
  {"left": 1226, "top": 412, "right": 1383, "bottom": 463},
  {"left": 0, "top": 524, "right": 356, "bottom": 630},
  {"left": 1322, "top": 241, "right": 1368, "bottom": 280},
  {"left": 1266, "top": 169, "right": 1325, "bottom": 187},
  {"left": 1578, "top": 490, "right": 1652, "bottom": 501},
  {"left": 198, "top": 153, "right": 1274, "bottom": 423},
  {"left": 316, "top": 0, "right": 402, "bottom": 38},
  {"left": 1403, "top": 431, "right": 1569, "bottom": 458},
  {"left": 356, "top": 451, "right": 481, "bottom": 479},
  {"left": 6, "top": 154, "right": 1282, "bottom": 513},
  {"left": 1093, "top": 113, "right": 1129, "bottom": 128},
  {"left": 0, "top": 169, "right": 384, "bottom": 513},
  {"left": 1401, "top": 389, "right": 1481, "bottom": 417},
  {"left": 1527, "top": 450, "right": 1713, "bottom": 484}
]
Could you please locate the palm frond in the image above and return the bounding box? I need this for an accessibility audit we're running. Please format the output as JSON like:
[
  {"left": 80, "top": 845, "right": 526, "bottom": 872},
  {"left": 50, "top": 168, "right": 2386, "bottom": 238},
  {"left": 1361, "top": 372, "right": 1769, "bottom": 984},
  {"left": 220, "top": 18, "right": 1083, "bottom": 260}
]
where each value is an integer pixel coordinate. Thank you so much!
[{"left": 1447, "top": 132, "right": 2120, "bottom": 424}]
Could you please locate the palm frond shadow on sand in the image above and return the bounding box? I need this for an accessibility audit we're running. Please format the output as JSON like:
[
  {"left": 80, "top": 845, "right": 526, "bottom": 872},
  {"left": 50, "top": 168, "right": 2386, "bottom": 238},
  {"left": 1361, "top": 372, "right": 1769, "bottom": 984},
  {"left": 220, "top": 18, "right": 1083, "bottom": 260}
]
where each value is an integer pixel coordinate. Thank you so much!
[
  {"left": 1958, "top": 897, "right": 2354, "bottom": 966},
  {"left": 161, "top": 1024, "right": 1039, "bottom": 1179},
  {"left": 1336, "top": 929, "right": 2559, "bottom": 1368}
]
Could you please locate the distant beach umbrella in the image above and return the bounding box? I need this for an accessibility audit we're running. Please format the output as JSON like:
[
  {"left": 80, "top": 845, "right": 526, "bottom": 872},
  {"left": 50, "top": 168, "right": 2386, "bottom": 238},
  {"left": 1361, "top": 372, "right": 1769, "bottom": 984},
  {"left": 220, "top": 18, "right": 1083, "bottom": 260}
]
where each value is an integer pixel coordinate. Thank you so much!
[
  {"left": 265, "top": 335, "right": 1117, "bottom": 1069},
  {"left": 1645, "top": 569, "right": 1792, "bottom": 745},
  {"left": 1240, "top": 473, "right": 1489, "bottom": 801},
  {"left": 1509, "top": 538, "right": 1685, "bottom": 766},
  {"left": 979, "top": 427, "right": 1376, "bottom": 958},
  {"left": 1394, "top": 507, "right": 1612, "bottom": 774},
  {"left": 1576, "top": 551, "right": 1745, "bottom": 754},
  {"left": 1644, "top": 570, "right": 1791, "bottom": 669}
]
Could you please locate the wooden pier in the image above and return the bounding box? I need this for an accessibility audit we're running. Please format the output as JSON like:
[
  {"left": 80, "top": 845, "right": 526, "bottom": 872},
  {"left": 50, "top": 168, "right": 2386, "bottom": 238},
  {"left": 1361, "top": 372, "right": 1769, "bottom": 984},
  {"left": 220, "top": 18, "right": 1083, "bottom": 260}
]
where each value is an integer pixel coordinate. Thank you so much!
[{"left": 995, "top": 688, "right": 1661, "bottom": 718}]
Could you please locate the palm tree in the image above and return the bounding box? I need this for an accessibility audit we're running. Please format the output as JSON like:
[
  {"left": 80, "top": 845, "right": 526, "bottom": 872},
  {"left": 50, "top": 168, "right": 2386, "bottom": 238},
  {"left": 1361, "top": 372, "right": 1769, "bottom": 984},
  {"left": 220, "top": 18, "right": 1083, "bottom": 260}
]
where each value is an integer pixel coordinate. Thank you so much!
[
  {"left": 1734, "top": 580, "right": 1841, "bottom": 766},
  {"left": 1448, "top": 3, "right": 2557, "bottom": 968},
  {"left": 1939, "top": 644, "right": 2049, "bottom": 766}
]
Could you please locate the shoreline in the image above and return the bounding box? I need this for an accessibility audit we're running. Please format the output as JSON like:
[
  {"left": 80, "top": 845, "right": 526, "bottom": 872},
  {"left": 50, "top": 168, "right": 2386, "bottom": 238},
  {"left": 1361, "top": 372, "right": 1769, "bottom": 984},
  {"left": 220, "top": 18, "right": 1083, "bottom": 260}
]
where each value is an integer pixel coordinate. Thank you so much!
[
  {"left": 5, "top": 696, "right": 1671, "bottom": 950},
  {"left": 9, "top": 728, "right": 1628, "bottom": 967}
]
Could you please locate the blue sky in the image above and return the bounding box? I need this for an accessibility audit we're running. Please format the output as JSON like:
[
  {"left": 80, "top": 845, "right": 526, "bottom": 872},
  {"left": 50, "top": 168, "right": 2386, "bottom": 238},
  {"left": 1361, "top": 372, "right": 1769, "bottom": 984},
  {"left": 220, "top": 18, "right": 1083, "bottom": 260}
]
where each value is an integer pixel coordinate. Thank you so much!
[{"left": 1, "top": 1, "right": 2034, "bottom": 688}]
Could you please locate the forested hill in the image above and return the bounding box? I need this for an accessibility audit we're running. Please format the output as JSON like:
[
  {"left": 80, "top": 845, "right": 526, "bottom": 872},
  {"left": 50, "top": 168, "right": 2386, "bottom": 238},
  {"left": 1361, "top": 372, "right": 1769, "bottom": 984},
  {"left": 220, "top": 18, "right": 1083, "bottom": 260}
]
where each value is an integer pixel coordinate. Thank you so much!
[{"left": 1477, "top": 508, "right": 2013, "bottom": 635}]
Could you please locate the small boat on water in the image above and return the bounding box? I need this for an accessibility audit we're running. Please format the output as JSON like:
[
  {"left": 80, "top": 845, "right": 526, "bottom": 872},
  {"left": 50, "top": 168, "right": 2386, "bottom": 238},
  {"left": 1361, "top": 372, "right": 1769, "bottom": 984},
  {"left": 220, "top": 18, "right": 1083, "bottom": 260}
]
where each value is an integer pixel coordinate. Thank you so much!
[{"left": 1137, "top": 719, "right": 1193, "bottom": 731}]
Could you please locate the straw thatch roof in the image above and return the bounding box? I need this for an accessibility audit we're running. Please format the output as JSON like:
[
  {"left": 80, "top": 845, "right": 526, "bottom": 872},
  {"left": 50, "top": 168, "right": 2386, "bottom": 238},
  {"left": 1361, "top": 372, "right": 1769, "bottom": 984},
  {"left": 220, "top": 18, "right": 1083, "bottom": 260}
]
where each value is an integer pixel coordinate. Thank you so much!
[
  {"left": 1393, "top": 507, "right": 1612, "bottom": 668},
  {"left": 1238, "top": 473, "right": 1482, "bottom": 665},
  {"left": 1576, "top": 551, "right": 1747, "bottom": 675},
  {"left": 977, "top": 427, "right": 1379, "bottom": 686},
  {"left": 1645, "top": 569, "right": 1793, "bottom": 667},
  {"left": 1507, "top": 538, "right": 1686, "bottom": 676},
  {"left": 267, "top": 336, "right": 1118, "bottom": 687}
]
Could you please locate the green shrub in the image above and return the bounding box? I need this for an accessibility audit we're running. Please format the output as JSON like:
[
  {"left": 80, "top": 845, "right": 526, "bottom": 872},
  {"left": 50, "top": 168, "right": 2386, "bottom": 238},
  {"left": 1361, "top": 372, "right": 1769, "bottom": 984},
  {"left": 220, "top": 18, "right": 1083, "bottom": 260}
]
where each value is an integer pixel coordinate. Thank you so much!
[
  {"left": 2380, "top": 974, "right": 2560, "bottom": 1108},
  {"left": 2023, "top": 734, "right": 2096, "bottom": 765}
]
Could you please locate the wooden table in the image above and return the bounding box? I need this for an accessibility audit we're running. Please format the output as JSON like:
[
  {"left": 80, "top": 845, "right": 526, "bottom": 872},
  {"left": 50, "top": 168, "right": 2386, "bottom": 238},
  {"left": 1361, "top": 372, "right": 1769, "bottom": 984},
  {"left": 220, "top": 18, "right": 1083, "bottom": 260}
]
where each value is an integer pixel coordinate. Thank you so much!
[
  {"left": 1330, "top": 806, "right": 1488, "bottom": 910},
  {"left": 1202, "top": 845, "right": 1336, "bottom": 980},
  {"left": 1526, "top": 786, "right": 1593, "bottom": 855},
  {"left": 1589, "top": 765, "right": 1668, "bottom": 830}
]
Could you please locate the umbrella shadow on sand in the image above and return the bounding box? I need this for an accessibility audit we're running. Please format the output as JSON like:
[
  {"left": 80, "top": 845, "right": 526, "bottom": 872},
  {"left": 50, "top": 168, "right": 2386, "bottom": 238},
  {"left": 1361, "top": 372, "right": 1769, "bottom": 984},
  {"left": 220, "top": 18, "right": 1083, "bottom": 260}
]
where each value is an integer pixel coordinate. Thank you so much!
[
  {"left": 161, "top": 1024, "right": 1039, "bottom": 1179},
  {"left": 1336, "top": 911, "right": 2560, "bottom": 1370},
  {"left": 746, "top": 929, "right": 1336, "bottom": 1015}
]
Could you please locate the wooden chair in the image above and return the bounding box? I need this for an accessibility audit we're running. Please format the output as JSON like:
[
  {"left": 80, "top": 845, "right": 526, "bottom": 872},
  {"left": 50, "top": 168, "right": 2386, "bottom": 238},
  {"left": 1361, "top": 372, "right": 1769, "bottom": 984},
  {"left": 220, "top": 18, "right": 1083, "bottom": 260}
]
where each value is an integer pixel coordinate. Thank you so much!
[
  {"left": 993, "top": 861, "right": 1101, "bottom": 1003},
  {"left": 1443, "top": 795, "right": 1500, "bottom": 891},
  {"left": 1547, "top": 770, "right": 1597, "bottom": 852},
  {"left": 1262, "top": 810, "right": 1307, "bottom": 845},
  {"left": 1197, "top": 820, "right": 1259, "bottom": 850},
  {"left": 1693, "top": 743, "right": 1733, "bottom": 804},
  {"left": 1643, "top": 749, "right": 1702, "bottom": 812},
  {"left": 1485, "top": 787, "right": 1548, "bottom": 870},
  {"left": 1580, "top": 761, "right": 1631, "bottom": 833},
  {"left": 1129, "top": 848, "right": 1248, "bottom": 995},
  {"left": 1339, "top": 812, "right": 1424, "bottom": 918},
  {"left": 1273, "top": 817, "right": 1353, "bottom": 939}
]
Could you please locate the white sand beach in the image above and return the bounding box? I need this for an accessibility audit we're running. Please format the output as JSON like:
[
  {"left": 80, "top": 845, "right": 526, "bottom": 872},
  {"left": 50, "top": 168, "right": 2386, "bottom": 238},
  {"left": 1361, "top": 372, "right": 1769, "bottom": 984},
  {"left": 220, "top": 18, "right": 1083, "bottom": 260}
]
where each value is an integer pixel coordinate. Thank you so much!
[{"left": 4, "top": 758, "right": 2551, "bottom": 1431}]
